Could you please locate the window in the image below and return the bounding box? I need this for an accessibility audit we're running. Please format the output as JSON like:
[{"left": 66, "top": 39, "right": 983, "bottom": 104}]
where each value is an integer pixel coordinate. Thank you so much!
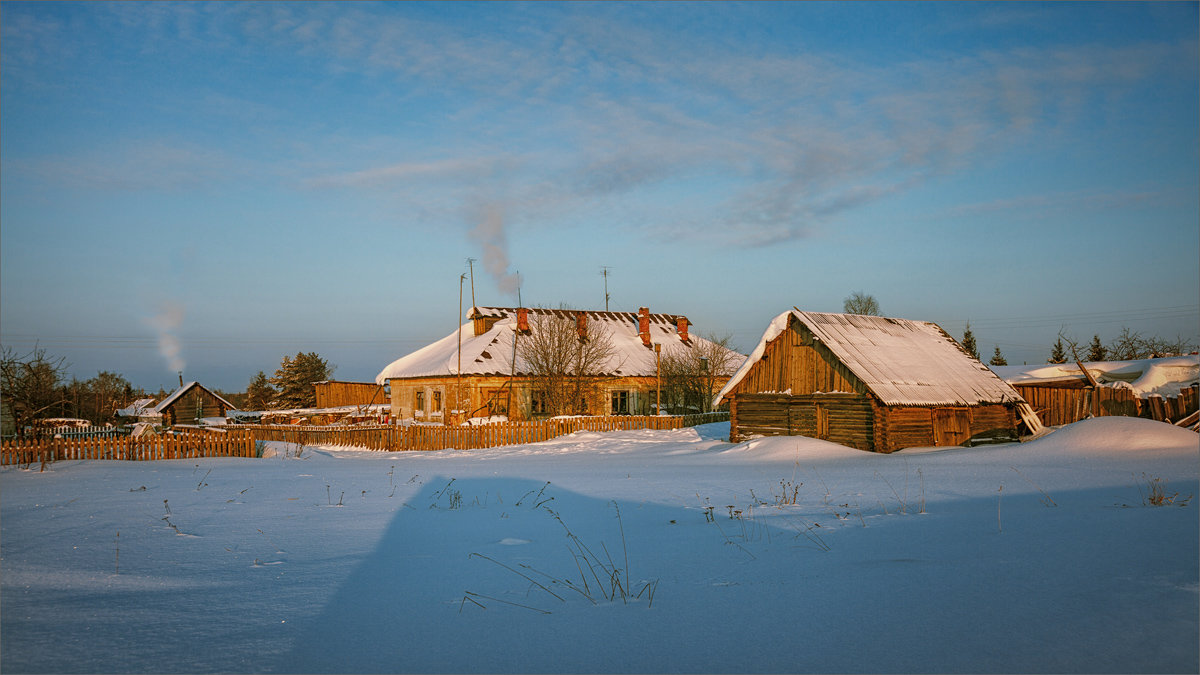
[
  {"left": 415, "top": 391, "right": 425, "bottom": 413},
  {"left": 531, "top": 390, "right": 547, "bottom": 415},
  {"left": 432, "top": 390, "right": 442, "bottom": 413},
  {"left": 611, "top": 390, "right": 630, "bottom": 415}
]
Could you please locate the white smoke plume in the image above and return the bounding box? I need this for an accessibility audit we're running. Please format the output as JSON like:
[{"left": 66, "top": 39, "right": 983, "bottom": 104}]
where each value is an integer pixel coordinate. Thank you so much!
[
  {"left": 146, "top": 303, "right": 186, "bottom": 376},
  {"left": 469, "top": 204, "right": 520, "bottom": 296}
]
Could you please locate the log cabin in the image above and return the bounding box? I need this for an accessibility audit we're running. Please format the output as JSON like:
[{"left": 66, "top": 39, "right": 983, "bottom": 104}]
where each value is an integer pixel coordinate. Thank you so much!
[
  {"left": 715, "top": 310, "right": 1042, "bottom": 452},
  {"left": 376, "top": 306, "right": 743, "bottom": 423},
  {"left": 155, "top": 382, "right": 236, "bottom": 427}
]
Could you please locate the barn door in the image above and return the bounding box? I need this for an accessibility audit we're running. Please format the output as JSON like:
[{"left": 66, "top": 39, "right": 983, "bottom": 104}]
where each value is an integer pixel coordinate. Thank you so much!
[
  {"left": 933, "top": 408, "right": 970, "bottom": 446},
  {"left": 815, "top": 404, "right": 829, "bottom": 440}
]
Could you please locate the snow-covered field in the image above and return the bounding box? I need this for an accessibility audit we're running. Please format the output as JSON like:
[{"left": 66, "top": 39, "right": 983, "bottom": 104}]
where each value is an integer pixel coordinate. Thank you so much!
[{"left": 2, "top": 418, "right": 1197, "bottom": 674}]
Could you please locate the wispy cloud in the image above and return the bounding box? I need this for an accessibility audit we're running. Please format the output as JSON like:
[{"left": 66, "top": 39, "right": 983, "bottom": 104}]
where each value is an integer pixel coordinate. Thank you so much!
[{"left": 5, "top": 3, "right": 1193, "bottom": 249}]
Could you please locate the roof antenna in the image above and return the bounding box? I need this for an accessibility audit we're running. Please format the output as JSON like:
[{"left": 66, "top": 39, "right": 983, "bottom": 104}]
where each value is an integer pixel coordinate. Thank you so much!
[
  {"left": 516, "top": 270, "right": 522, "bottom": 308},
  {"left": 466, "top": 257, "right": 477, "bottom": 310},
  {"left": 601, "top": 266, "right": 611, "bottom": 311}
]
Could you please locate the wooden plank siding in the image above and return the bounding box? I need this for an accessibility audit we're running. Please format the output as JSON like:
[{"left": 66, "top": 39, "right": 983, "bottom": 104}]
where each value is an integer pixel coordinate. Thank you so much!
[
  {"left": 314, "top": 381, "right": 385, "bottom": 408},
  {"left": 725, "top": 323, "right": 866, "bottom": 399}
]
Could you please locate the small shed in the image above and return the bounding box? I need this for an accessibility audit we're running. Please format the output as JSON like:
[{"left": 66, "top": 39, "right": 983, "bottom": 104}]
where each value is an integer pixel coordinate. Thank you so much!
[
  {"left": 715, "top": 310, "right": 1041, "bottom": 452},
  {"left": 156, "top": 382, "right": 235, "bottom": 427}
]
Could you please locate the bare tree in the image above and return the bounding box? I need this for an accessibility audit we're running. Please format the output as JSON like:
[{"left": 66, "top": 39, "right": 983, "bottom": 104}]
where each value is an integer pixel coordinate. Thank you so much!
[
  {"left": 659, "top": 333, "right": 741, "bottom": 413},
  {"left": 516, "top": 310, "right": 619, "bottom": 416},
  {"left": 1, "top": 345, "right": 70, "bottom": 437},
  {"left": 843, "top": 292, "right": 880, "bottom": 316}
]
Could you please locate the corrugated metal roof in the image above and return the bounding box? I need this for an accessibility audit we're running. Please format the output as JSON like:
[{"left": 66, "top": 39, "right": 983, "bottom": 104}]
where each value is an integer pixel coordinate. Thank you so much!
[{"left": 718, "top": 310, "right": 1024, "bottom": 407}]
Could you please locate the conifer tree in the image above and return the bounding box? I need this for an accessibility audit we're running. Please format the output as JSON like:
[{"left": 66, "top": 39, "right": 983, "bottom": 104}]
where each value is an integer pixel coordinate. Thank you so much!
[
  {"left": 1086, "top": 335, "right": 1107, "bottom": 362},
  {"left": 244, "top": 371, "right": 276, "bottom": 411},
  {"left": 269, "top": 352, "right": 333, "bottom": 409},
  {"left": 961, "top": 322, "right": 979, "bottom": 361},
  {"left": 989, "top": 346, "right": 1007, "bottom": 366},
  {"left": 1048, "top": 338, "right": 1067, "bottom": 364}
]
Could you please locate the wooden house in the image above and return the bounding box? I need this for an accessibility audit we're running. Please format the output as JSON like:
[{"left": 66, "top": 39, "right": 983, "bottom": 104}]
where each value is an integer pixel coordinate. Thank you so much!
[
  {"left": 993, "top": 356, "right": 1199, "bottom": 426},
  {"left": 155, "top": 382, "right": 236, "bottom": 427},
  {"left": 376, "top": 306, "right": 743, "bottom": 422},
  {"left": 715, "top": 310, "right": 1042, "bottom": 452}
]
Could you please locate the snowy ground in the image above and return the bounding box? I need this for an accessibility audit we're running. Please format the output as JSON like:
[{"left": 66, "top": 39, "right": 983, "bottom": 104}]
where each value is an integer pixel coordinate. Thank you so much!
[{"left": 2, "top": 418, "right": 1197, "bottom": 674}]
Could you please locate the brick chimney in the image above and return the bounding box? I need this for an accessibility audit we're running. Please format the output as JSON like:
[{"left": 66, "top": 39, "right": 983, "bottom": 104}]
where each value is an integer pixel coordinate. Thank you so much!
[
  {"left": 676, "top": 316, "right": 690, "bottom": 342},
  {"left": 638, "top": 307, "right": 651, "bottom": 346},
  {"left": 576, "top": 311, "right": 588, "bottom": 339},
  {"left": 517, "top": 308, "right": 530, "bottom": 333}
]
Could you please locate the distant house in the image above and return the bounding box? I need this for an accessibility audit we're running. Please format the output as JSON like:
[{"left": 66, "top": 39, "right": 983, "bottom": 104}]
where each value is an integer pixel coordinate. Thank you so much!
[
  {"left": 376, "top": 306, "right": 743, "bottom": 422},
  {"left": 155, "top": 382, "right": 236, "bottom": 427},
  {"left": 993, "top": 355, "right": 1199, "bottom": 426},
  {"left": 116, "top": 398, "right": 161, "bottom": 423},
  {"left": 715, "top": 309, "right": 1042, "bottom": 452}
]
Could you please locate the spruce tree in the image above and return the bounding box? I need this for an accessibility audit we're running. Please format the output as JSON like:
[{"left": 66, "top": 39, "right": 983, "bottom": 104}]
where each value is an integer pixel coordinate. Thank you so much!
[
  {"left": 1048, "top": 338, "right": 1067, "bottom": 364},
  {"left": 989, "top": 346, "right": 1007, "bottom": 366},
  {"left": 961, "top": 322, "right": 980, "bottom": 360},
  {"left": 244, "top": 371, "right": 276, "bottom": 411},
  {"left": 1086, "top": 335, "right": 1107, "bottom": 362},
  {"left": 269, "top": 352, "right": 332, "bottom": 409}
]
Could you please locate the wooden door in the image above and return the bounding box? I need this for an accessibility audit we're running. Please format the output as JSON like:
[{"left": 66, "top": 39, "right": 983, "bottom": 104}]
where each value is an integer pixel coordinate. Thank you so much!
[{"left": 933, "top": 408, "right": 970, "bottom": 446}]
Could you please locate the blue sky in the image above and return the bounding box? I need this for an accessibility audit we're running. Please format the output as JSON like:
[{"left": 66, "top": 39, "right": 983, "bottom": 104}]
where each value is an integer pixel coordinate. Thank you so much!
[{"left": 2, "top": 1, "right": 1197, "bottom": 393}]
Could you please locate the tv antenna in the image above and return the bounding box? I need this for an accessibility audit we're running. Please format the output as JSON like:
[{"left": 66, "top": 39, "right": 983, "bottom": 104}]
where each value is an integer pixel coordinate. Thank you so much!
[
  {"left": 600, "top": 266, "right": 612, "bottom": 311},
  {"left": 466, "top": 257, "right": 477, "bottom": 309}
]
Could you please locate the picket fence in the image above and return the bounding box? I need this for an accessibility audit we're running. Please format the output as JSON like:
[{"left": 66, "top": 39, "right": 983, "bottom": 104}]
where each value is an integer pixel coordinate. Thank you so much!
[
  {"left": 238, "top": 412, "right": 730, "bottom": 452},
  {"left": 1, "top": 432, "right": 258, "bottom": 466}
]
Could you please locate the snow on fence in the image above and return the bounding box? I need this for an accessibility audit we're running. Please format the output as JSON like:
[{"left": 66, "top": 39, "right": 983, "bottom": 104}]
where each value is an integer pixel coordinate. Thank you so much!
[
  {"left": 1, "top": 432, "right": 258, "bottom": 466},
  {"left": 237, "top": 412, "right": 730, "bottom": 452}
]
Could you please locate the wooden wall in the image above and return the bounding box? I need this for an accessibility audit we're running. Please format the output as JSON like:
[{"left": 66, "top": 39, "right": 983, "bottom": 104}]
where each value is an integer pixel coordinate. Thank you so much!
[
  {"left": 725, "top": 320, "right": 866, "bottom": 398},
  {"left": 314, "top": 381, "right": 384, "bottom": 408},
  {"left": 874, "top": 404, "right": 1017, "bottom": 453},
  {"left": 730, "top": 393, "right": 875, "bottom": 450},
  {"left": 732, "top": 395, "right": 1018, "bottom": 453}
]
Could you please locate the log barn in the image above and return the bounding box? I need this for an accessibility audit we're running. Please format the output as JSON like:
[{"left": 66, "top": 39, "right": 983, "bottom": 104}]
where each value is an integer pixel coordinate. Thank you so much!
[
  {"left": 715, "top": 310, "right": 1041, "bottom": 452},
  {"left": 155, "top": 382, "right": 236, "bottom": 427},
  {"left": 376, "top": 306, "right": 743, "bottom": 423}
]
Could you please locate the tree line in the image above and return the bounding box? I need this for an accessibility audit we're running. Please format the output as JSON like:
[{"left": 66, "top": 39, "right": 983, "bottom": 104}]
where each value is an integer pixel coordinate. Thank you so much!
[
  {"left": 1, "top": 346, "right": 332, "bottom": 436},
  {"left": 845, "top": 292, "right": 1196, "bottom": 367}
]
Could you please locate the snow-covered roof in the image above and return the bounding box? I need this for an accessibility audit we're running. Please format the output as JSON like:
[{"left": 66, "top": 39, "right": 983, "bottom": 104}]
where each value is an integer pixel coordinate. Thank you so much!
[
  {"left": 116, "top": 398, "right": 158, "bottom": 418},
  {"left": 155, "top": 382, "right": 236, "bottom": 412},
  {"left": 992, "top": 355, "right": 1199, "bottom": 399},
  {"left": 716, "top": 309, "right": 1025, "bottom": 407},
  {"left": 376, "top": 306, "right": 743, "bottom": 384}
]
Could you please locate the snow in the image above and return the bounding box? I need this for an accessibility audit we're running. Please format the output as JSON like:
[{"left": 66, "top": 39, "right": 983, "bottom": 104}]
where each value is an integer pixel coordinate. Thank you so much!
[
  {"left": 2, "top": 418, "right": 1197, "bottom": 673},
  {"left": 717, "top": 309, "right": 1023, "bottom": 407},
  {"left": 993, "top": 355, "right": 1200, "bottom": 399}
]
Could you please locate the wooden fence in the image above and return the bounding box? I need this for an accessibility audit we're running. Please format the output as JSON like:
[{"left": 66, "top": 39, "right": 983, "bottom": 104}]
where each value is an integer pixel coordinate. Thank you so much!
[
  {"left": 0, "top": 412, "right": 729, "bottom": 464},
  {"left": 237, "top": 412, "right": 730, "bottom": 452},
  {"left": 1014, "top": 384, "right": 1198, "bottom": 427},
  {"left": 1, "top": 432, "right": 258, "bottom": 466}
]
